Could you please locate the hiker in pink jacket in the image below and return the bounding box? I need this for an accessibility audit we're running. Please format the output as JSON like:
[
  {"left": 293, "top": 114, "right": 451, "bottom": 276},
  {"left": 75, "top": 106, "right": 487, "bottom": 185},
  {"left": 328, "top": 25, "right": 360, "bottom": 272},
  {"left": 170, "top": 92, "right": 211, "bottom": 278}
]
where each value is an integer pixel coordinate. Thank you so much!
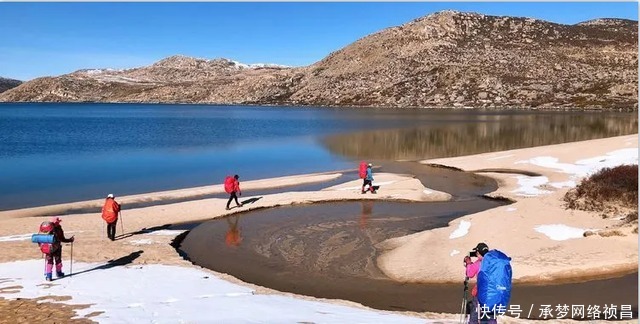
[{"left": 464, "top": 242, "right": 491, "bottom": 324}]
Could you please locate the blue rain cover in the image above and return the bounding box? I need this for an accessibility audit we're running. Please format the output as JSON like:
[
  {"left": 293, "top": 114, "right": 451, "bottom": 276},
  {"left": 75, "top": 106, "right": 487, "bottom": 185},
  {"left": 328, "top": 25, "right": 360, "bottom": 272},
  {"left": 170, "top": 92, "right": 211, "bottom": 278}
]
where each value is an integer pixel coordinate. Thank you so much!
[
  {"left": 31, "top": 234, "right": 55, "bottom": 244},
  {"left": 477, "top": 249, "right": 512, "bottom": 311}
]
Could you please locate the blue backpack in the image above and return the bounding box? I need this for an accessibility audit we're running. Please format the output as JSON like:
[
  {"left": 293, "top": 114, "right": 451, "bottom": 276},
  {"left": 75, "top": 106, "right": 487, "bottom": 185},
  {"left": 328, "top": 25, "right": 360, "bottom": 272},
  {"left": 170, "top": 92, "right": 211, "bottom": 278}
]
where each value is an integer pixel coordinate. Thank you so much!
[{"left": 477, "top": 249, "right": 512, "bottom": 312}]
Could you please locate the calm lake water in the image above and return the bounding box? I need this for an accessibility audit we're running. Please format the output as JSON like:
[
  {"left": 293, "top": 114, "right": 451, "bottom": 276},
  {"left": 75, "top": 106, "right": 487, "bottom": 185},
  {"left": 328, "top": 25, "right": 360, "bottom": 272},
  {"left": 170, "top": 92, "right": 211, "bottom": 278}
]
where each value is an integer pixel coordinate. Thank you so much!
[{"left": 0, "top": 103, "right": 636, "bottom": 210}]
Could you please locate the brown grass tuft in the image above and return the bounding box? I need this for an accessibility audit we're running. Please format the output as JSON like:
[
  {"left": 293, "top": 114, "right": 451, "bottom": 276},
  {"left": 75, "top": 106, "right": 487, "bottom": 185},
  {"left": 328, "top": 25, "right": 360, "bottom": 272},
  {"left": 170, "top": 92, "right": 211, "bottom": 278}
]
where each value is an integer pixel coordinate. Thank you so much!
[
  {"left": 597, "top": 229, "right": 625, "bottom": 237},
  {"left": 564, "top": 164, "right": 638, "bottom": 217}
]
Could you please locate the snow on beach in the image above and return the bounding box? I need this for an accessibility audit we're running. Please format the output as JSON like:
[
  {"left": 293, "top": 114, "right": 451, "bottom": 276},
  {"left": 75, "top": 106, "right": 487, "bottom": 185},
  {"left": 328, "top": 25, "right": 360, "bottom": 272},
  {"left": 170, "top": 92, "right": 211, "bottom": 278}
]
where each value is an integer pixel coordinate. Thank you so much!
[
  {"left": 510, "top": 175, "right": 552, "bottom": 197},
  {"left": 534, "top": 224, "right": 596, "bottom": 241},
  {"left": 449, "top": 220, "right": 471, "bottom": 239},
  {"left": 0, "top": 260, "right": 448, "bottom": 323},
  {"left": 510, "top": 148, "right": 638, "bottom": 197}
]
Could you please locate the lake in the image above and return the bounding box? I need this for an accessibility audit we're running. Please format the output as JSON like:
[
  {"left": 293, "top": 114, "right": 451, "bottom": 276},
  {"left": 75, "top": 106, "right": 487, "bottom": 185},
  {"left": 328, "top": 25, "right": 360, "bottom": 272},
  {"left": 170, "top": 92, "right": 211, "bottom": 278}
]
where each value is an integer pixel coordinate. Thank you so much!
[{"left": 0, "top": 103, "right": 636, "bottom": 210}]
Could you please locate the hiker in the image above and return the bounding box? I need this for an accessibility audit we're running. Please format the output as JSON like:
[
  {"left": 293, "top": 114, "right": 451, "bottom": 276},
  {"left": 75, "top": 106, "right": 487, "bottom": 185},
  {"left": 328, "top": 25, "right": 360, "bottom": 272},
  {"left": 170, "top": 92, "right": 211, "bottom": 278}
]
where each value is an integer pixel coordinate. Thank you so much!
[
  {"left": 225, "top": 175, "right": 243, "bottom": 210},
  {"left": 43, "top": 217, "right": 74, "bottom": 281},
  {"left": 361, "top": 163, "right": 376, "bottom": 194},
  {"left": 464, "top": 242, "right": 491, "bottom": 324},
  {"left": 225, "top": 215, "right": 243, "bottom": 247},
  {"left": 101, "top": 193, "right": 121, "bottom": 241}
]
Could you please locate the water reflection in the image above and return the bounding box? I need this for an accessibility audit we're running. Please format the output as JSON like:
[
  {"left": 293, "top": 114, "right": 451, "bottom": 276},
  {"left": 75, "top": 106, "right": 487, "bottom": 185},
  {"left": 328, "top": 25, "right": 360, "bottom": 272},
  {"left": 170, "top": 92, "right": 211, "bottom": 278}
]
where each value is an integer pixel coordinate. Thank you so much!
[
  {"left": 225, "top": 215, "right": 243, "bottom": 248},
  {"left": 359, "top": 201, "right": 373, "bottom": 230},
  {"left": 323, "top": 113, "right": 638, "bottom": 160}
]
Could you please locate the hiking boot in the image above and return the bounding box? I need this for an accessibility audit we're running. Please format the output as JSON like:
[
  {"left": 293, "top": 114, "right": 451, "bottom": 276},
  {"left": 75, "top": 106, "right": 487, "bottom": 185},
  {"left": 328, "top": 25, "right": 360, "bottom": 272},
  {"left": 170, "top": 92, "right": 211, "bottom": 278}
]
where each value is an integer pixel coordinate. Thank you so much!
[
  {"left": 225, "top": 207, "right": 231, "bottom": 210},
  {"left": 45, "top": 273, "right": 53, "bottom": 281},
  {"left": 372, "top": 191, "right": 377, "bottom": 194},
  {"left": 361, "top": 191, "right": 366, "bottom": 194},
  {"left": 56, "top": 271, "right": 65, "bottom": 278}
]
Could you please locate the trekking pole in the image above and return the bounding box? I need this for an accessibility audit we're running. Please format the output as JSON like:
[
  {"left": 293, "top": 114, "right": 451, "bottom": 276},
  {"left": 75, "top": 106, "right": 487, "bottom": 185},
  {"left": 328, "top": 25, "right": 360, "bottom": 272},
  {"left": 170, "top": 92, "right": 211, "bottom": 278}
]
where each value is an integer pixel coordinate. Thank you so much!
[
  {"left": 459, "top": 276, "right": 469, "bottom": 324},
  {"left": 70, "top": 241, "right": 73, "bottom": 277},
  {"left": 119, "top": 211, "right": 124, "bottom": 236}
]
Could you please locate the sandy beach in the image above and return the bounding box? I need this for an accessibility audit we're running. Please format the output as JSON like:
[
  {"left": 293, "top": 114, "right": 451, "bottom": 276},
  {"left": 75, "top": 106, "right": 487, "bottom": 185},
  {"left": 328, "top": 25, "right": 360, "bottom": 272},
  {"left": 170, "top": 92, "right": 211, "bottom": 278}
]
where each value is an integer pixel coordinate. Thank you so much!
[{"left": 0, "top": 134, "right": 637, "bottom": 323}]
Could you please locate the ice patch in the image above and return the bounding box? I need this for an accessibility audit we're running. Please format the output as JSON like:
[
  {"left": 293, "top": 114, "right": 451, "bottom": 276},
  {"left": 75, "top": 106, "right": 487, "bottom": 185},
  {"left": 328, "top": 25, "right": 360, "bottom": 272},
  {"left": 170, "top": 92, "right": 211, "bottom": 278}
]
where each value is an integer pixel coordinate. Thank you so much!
[
  {"left": 146, "top": 230, "right": 186, "bottom": 236},
  {"left": 450, "top": 250, "right": 460, "bottom": 257},
  {"left": 449, "top": 220, "right": 471, "bottom": 239},
  {"left": 511, "top": 175, "right": 552, "bottom": 197},
  {"left": 506, "top": 207, "right": 517, "bottom": 212},
  {"left": 534, "top": 224, "right": 591, "bottom": 241},
  {"left": 549, "top": 180, "right": 576, "bottom": 189},
  {"left": 423, "top": 189, "right": 433, "bottom": 195}
]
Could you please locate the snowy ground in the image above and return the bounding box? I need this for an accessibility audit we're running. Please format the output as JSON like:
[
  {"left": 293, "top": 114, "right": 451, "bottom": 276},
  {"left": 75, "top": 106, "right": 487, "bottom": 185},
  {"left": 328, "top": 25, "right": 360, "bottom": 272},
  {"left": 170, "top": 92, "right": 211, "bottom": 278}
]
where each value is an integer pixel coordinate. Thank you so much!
[
  {"left": 0, "top": 260, "right": 453, "bottom": 323},
  {"left": 512, "top": 148, "right": 638, "bottom": 197}
]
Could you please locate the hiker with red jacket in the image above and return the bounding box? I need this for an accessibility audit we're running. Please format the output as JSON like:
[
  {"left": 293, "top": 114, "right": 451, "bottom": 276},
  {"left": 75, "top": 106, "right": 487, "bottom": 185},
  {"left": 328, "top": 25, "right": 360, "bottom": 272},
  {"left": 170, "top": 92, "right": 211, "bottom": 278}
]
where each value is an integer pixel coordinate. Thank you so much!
[
  {"left": 464, "top": 242, "right": 492, "bottom": 324},
  {"left": 101, "top": 193, "right": 121, "bottom": 241},
  {"left": 43, "top": 217, "right": 74, "bottom": 281},
  {"left": 225, "top": 175, "right": 243, "bottom": 210}
]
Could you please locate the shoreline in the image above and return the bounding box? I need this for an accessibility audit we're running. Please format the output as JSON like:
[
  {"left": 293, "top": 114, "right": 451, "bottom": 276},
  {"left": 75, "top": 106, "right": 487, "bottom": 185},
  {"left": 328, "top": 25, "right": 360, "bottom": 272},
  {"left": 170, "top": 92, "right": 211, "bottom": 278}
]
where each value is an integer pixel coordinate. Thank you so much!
[
  {"left": 2, "top": 101, "right": 636, "bottom": 113},
  {"left": 0, "top": 134, "right": 638, "bottom": 322}
]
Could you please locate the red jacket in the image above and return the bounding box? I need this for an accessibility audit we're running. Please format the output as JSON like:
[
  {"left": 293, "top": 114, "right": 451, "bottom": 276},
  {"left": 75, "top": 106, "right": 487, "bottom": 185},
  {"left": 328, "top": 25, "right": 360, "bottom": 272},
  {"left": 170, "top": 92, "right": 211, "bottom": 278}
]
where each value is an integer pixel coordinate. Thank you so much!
[{"left": 101, "top": 198, "right": 121, "bottom": 224}]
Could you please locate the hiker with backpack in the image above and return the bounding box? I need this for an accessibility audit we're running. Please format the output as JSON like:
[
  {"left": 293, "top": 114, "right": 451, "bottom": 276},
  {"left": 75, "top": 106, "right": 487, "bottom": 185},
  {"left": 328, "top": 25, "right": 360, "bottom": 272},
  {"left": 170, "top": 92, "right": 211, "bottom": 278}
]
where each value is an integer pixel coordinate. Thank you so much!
[
  {"left": 360, "top": 162, "right": 376, "bottom": 194},
  {"left": 464, "top": 242, "right": 490, "bottom": 323},
  {"left": 101, "top": 193, "right": 121, "bottom": 241},
  {"left": 38, "top": 217, "right": 74, "bottom": 281},
  {"left": 225, "top": 175, "right": 243, "bottom": 210},
  {"left": 463, "top": 242, "right": 512, "bottom": 324}
]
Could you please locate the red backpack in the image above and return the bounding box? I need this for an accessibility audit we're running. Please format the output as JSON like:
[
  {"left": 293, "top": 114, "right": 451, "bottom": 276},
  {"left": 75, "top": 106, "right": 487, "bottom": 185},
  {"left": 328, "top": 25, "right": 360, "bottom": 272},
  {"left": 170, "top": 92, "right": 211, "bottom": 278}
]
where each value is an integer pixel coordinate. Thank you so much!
[
  {"left": 37, "top": 221, "right": 59, "bottom": 254},
  {"left": 359, "top": 161, "right": 368, "bottom": 179},
  {"left": 224, "top": 176, "right": 235, "bottom": 194}
]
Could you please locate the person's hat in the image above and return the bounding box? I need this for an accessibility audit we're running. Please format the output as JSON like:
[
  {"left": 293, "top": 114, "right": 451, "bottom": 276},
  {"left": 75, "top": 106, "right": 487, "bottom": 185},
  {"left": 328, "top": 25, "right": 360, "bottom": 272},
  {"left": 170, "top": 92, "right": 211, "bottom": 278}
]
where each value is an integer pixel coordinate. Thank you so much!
[
  {"left": 368, "top": 163, "right": 372, "bottom": 167},
  {"left": 107, "top": 194, "right": 114, "bottom": 198},
  {"left": 50, "top": 216, "right": 62, "bottom": 224},
  {"left": 472, "top": 242, "right": 489, "bottom": 256}
]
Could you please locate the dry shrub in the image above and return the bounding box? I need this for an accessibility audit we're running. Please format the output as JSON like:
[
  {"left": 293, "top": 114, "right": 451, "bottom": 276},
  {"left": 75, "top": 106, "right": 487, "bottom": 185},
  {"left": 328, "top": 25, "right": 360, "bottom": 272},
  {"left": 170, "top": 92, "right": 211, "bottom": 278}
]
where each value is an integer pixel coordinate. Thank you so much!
[
  {"left": 564, "top": 164, "right": 638, "bottom": 216},
  {"left": 624, "top": 211, "right": 638, "bottom": 223},
  {"left": 597, "top": 229, "right": 625, "bottom": 237},
  {"left": 583, "top": 229, "right": 625, "bottom": 237}
]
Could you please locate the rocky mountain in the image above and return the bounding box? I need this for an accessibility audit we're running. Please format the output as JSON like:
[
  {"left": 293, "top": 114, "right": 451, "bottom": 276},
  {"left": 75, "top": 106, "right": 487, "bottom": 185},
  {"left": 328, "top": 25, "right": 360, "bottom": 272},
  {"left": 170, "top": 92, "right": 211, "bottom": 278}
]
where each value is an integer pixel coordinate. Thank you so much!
[
  {"left": 1, "top": 11, "right": 637, "bottom": 110},
  {"left": 0, "top": 77, "right": 22, "bottom": 93}
]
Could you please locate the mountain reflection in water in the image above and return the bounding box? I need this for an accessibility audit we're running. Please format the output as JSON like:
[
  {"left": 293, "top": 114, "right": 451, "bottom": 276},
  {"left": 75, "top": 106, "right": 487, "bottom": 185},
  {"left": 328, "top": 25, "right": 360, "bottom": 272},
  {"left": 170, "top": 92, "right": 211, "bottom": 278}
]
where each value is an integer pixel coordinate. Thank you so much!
[{"left": 323, "top": 112, "right": 637, "bottom": 160}]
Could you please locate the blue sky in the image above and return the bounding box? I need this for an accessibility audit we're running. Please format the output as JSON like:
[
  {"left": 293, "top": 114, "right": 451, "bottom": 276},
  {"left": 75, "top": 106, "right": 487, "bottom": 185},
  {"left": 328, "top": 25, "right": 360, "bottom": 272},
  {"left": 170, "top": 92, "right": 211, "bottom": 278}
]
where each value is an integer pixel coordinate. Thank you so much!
[{"left": 1, "top": 2, "right": 637, "bottom": 81}]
